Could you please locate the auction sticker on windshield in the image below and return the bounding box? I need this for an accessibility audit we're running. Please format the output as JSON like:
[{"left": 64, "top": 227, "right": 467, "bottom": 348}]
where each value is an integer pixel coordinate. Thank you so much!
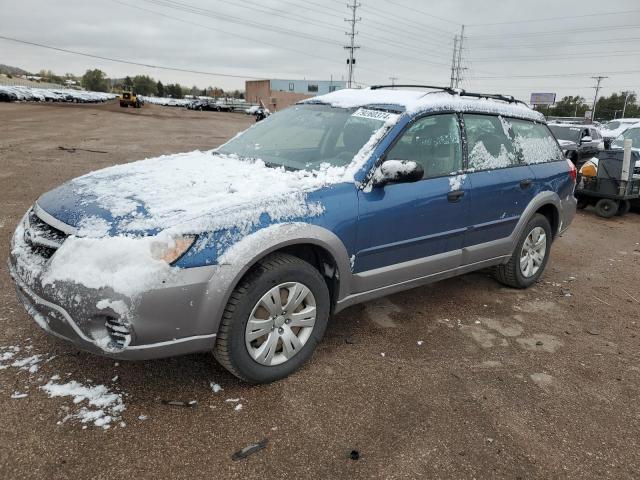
[{"left": 352, "top": 108, "right": 399, "bottom": 122}]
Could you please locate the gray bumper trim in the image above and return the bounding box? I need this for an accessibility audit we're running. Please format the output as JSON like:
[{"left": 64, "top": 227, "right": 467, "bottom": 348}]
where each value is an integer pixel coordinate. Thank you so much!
[{"left": 9, "top": 261, "right": 216, "bottom": 356}]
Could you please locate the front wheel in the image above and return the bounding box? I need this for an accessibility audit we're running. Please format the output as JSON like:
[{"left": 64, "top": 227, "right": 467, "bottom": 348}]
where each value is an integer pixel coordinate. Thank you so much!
[
  {"left": 213, "top": 253, "right": 330, "bottom": 383},
  {"left": 495, "top": 214, "right": 552, "bottom": 289}
]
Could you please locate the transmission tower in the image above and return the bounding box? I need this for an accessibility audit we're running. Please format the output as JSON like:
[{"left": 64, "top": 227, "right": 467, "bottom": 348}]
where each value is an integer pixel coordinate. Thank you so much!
[
  {"left": 344, "top": 0, "right": 361, "bottom": 88},
  {"left": 454, "top": 25, "right": 466, "bottom": 88}
]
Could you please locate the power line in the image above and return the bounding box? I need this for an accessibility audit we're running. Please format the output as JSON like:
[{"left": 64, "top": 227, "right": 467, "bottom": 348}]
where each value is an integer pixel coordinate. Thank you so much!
[
  {"left": 466, "top": 8, "right": 640, "bottom": 27},
  {"left": 469, "top": 37, "right": 640, "bottom": 50},
  {"left": 0, "top": 35, "right": 264, "bottom": 79},
  {"left": 384, "top": 0, "right": 461, "bottom": 26},
  {"left": 471, "top": 51, "right": 640, "bottom": 63},
  {"left": 467, "top": 24, "right": 640, "bottom": 39},
  {"left": 473, "top": 70, "right": 640, "bottom": 80}
]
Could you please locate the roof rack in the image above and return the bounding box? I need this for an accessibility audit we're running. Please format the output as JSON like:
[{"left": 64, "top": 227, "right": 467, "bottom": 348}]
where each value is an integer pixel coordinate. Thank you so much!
[
  {"left": 369, "top": 84, "right": 530, "bottom": 107},
  {"left": 370, "top": 84, "right": 456, "bottom": 94}
]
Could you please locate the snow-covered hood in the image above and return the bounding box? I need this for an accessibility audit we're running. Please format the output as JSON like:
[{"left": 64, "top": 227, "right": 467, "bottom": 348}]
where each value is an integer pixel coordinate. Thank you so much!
[{"left": 36, "top": 150, "right": 347, "bottom": 237}]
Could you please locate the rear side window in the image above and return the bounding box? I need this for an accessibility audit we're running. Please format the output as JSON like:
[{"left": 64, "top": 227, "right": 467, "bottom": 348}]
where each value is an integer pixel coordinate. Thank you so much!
[
  {"left": 386, "top": 113, "right": 462, "bottom": 178},
  {"left": 508, "top": 118, "right": 564, "bottom": 164},
  {"left": 464, "top": 114, "right": 517, "bottom": 170}
]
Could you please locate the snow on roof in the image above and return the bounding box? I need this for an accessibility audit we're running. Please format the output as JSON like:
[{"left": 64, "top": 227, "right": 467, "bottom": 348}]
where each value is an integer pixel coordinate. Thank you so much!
[{"left": 301, "top": 88, "right": 544, "bottom": 122}]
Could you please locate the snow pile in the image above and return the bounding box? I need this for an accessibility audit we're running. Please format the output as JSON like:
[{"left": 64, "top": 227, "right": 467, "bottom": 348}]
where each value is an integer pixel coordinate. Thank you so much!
[
  {"left": 41, "top": 378, "right": 125, "bottom": 429},
  {"left": 303, "top": 89, "right": 543, "bottom": 122},
  {"left": 1, "top": 346, "right": 52, "bottom": 373},
  {"left": 449, "top": 174, "right": 467, "bottom": 191},
  {"left": 70, "top": 151, "right": 338, "bottom": 234},
  {"left": 41, "top": 233, "right": 175, "bottom": 297}
]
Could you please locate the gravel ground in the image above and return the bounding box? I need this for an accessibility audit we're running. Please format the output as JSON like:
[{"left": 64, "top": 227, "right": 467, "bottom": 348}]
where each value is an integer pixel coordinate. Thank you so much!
[{"left": 1, "top": 101, "right": 639, "bottom": 480}]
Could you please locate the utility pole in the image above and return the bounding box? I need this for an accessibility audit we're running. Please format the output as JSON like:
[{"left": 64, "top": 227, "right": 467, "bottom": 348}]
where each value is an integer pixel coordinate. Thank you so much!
[
  {"left": 449, "top": 35, "right": 458, "bottom": 88},
  {"left": 389, "top": 76, "right": 398, "bottom": 88},
  {"left": 454, "top": 25, "right": 465, "bottom": 88},
  {"left": 622, "top": 91, "right": 631, "bottom": 118},
  {"left": 344, "top": 0, "right": 361, "bottom": 89},
  {"left": 591, "top": 76, "right": 607, "bottom": 121}
]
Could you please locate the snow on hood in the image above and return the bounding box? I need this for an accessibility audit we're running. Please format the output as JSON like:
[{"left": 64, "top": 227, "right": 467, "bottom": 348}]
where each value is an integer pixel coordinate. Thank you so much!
[
  {"left": 37, "top": 150, "right": 352, "bottom": 237},
  {"left": 302, "top": 88, "right": 544, "bottom": 122},
  {"left": 557, "top": 139, "right": 576, "bottom": 147}
]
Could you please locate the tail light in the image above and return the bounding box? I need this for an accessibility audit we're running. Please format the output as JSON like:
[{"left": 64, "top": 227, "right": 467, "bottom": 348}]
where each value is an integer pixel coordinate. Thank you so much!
[{"left": 566, "top": 158, "right": 577, "bottom": 182}]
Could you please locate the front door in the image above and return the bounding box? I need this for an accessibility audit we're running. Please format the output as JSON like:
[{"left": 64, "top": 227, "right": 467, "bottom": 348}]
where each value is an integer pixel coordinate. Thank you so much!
[{"left": 354, "top": 113, "right": 470, "bottom": 291}]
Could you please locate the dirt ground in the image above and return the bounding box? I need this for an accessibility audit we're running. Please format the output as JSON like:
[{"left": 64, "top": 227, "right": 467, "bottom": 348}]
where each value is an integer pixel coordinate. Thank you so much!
[{"left": 1, "top": 101, "right": 639, "bottom": 480}]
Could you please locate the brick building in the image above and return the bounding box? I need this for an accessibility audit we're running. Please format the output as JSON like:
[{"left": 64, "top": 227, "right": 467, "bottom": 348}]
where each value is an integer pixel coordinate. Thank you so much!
[{"left": 245, "top": 79, "right": 346, "bottom": 111}]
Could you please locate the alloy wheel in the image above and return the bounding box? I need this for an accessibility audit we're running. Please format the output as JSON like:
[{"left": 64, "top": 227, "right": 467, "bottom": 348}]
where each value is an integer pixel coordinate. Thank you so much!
[
  {"left": 519, "top": 226, "right": 547, "bottom": 278},
  {"left": 245, "top": 282, "right": 316, "bottom": 366}
]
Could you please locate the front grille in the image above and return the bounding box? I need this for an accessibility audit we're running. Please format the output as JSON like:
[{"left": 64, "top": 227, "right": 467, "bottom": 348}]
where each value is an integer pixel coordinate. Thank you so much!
[
  {"left": 24, "top": 210, "right": 69, "bottom": 259},
  {"left": 105, "top": 317, "right": 132, "bottom": 350}
]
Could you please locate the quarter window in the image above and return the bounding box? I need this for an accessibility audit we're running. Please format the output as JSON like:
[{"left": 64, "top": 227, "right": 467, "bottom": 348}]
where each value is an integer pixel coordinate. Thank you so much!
[
  {"left": 464, "top": 114, "right": 517, "bottom": 170},
  {"left": 509, "top": 118, "right": 564, "bottom": 164},
  {"left": 386, "top": 114, "right": 462, "bottom": 178}
]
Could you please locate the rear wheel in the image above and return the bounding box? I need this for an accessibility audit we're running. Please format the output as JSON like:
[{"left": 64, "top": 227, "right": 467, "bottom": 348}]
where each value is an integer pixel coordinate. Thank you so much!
[
  {"left": 495, "top": 214, "right": 551, "bottom": 289},
  {"left": 616, "top": 199, "right": 631, "bottom": 216},
  {"left": 595, "top": 198, "right": 618, "bottom": 218},
  {"left": 213, "top": 253, "right": 330, "bottom": 383},
  {"left": 576, "top": 197, "right": 589, "bottom": 210}
]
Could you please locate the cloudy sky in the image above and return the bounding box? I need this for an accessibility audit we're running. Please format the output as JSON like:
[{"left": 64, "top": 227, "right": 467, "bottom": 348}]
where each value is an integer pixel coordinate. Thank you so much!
[{"left": 2, "top": 0, "right": 639, "bottom": 103}]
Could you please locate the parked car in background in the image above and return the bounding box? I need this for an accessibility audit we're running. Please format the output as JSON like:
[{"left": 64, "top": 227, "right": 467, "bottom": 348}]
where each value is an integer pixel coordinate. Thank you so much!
[
  {"left": 9, "top": 87, "right": 576, "bottom": 383},
  {"left": 548, "top": 123, "right": 604, "bottom": 166},
  {"left": 600, "top": 118, "right": 640, "bottom": 148}
]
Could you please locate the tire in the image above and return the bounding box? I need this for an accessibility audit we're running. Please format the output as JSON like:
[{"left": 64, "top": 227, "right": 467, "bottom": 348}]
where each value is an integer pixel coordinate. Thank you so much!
[
  {"left": 616, "top": 199, "right": 631, "bottom": 216},
  {"left": 595, "top": 198, "right": 618, "bottom": 218},
  {"left": 213, "top": 253, "right": 330, "bottom": 383},
  {"left": 495, "top": 213, "right": 552, "bottom": 289},
  {"left": 576, "top": 197, "right": 588, "bottom": 210}
]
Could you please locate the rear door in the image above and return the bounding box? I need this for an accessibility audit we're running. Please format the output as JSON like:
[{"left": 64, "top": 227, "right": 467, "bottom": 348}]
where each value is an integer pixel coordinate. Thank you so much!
[{"left": 462, "top": 114, "right": 537, "bottom": 261}]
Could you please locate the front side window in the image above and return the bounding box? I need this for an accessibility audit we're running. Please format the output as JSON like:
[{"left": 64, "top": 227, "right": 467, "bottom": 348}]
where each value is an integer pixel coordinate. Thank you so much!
[
  {"left": 217, "top": 104, "right": 395, "bottom": 171},
  {"left": 509, "top": 118, "right": 564, "bottom": 164},
  {"left": 548, "top": 125, "right": 581, "bottom": 143},
  {"left": 386, "top": 114, "right": 462, "bottom": 178},
  {"left": 464, "top": 114, "right": 517, "bottom": 170}
]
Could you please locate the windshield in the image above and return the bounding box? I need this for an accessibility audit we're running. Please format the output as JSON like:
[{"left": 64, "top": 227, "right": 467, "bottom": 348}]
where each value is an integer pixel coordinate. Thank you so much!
[
  {"left": 612, "top": 127, "right": 640, "bottom": 149},
  {"left": 217, "top": 104, "right": 394, "bottom": 170},
  {"left": 603, "top": 121, "right": 620, "bottom": 130},
  {"left": 548, "top": 125, "right": 581, "bottom": 143}
]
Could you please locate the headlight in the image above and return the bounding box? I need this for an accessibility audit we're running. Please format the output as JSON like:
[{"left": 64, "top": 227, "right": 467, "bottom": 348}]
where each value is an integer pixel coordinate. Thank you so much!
[{"left": 150, "top": 235, "right": 196, "bottom": 264}]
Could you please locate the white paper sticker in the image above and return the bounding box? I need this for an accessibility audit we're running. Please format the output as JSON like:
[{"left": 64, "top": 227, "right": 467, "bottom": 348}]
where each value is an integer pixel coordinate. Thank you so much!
[{"left": 352, "top": 108, "right": 399, "bottom": 122}]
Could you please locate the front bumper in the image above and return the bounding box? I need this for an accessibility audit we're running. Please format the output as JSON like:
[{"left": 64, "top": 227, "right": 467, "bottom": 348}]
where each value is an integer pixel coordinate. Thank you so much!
[{"left": 8, "top": 211, "right": 230, "bottom": 360}]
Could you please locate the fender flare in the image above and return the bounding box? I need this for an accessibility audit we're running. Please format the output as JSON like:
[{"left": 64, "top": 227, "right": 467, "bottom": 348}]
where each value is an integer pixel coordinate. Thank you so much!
[{"left": 199, "top": 223, "right": 353, "bottom": 332}]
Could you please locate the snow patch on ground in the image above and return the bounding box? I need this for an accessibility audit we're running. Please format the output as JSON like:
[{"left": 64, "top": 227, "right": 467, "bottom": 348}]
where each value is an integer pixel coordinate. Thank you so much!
[{"left": 40, "top": 379, "right": 125, "bottom": 429}]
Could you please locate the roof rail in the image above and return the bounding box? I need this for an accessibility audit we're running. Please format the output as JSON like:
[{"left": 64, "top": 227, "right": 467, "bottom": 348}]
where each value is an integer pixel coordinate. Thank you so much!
[
  {"left": 370, "top": 84, "right": 456, "bottom": 94},
  {"left": 369, "top": 84, "right": 530, "bottom": 107}
]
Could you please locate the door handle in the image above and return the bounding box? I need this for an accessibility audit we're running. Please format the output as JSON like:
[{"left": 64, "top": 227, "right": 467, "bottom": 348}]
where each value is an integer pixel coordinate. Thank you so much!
[
  {"left": 447, "top": 190, "right": 465, "bottom": 202},
  {"left": 520, "top": 179, "right": 533, "bottom": 189}
]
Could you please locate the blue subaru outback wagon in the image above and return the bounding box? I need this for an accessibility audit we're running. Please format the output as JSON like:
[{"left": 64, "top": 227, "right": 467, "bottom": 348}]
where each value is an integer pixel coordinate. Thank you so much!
[{"left": 10, "top": 87, "right": 577, "bottom": 383}]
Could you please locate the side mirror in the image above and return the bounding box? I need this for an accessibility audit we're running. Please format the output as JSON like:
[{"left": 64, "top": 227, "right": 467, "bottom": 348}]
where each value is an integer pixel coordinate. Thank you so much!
[
  {"left": 372, "top": 159, "right": 423, "bottom": 187},
  {"left": 580, "top": 136, "right": 593, "bottom": 143}
]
